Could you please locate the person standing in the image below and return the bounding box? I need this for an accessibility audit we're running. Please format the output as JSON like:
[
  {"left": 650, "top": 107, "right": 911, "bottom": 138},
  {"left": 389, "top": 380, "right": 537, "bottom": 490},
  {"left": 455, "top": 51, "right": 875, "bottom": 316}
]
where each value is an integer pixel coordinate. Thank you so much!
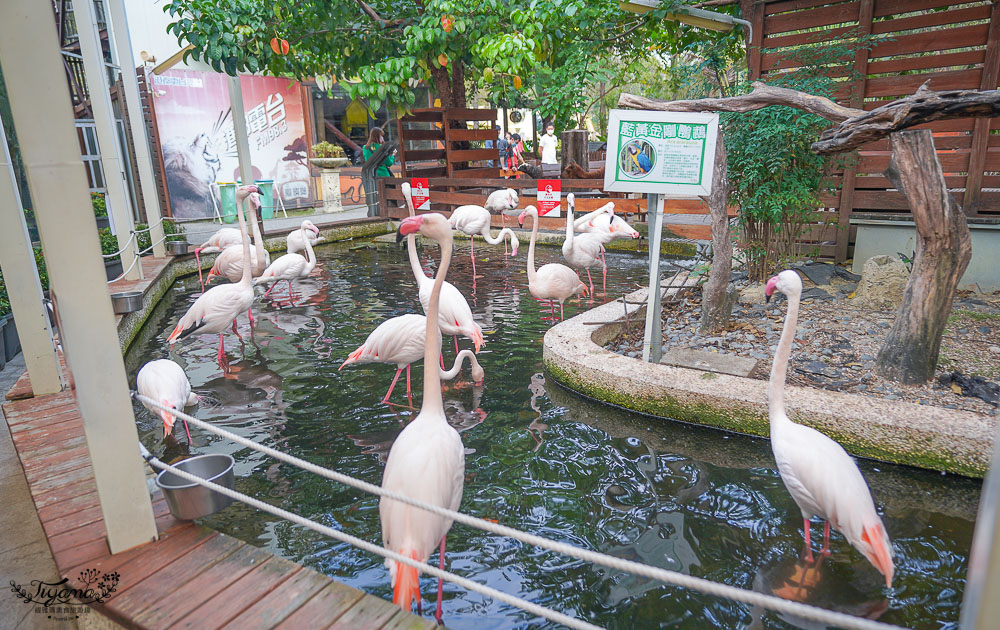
[
  {"left": 539, "top": 122, "right": 558, "bottom": 164},
  {"left": 510, "top": 133, "right": 525, "bottom": 168},
  {"left": 362, "top": 127, "right": 396, "bottom": 177}
]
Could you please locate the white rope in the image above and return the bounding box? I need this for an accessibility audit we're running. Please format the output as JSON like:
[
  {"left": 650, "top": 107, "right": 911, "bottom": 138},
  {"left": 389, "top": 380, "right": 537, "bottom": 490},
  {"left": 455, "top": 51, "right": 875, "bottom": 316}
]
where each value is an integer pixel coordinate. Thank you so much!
[
  {"left": 142, "top": 453, "right": 602, "bottom": 630},
  {"left": 135, "top": 394, "right": 906, "bottom": 630},
  {"left": 101, "top": 231, "right": 137, "bottom": 259},
  {"left": 106, "top": 253, "right": 141, "bottom": 284},
  {"left": 137, "top": 235, "right": 167, "bottom": 257}
]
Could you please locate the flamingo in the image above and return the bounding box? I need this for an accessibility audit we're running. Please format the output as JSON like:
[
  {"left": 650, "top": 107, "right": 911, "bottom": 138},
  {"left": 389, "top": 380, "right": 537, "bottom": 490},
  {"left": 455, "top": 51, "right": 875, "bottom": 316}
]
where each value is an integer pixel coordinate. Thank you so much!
[
  {"left": 518, "top": 206, "right": 589, "bottom": 321},
  {"left": 560, "top": 194, "right": 605, "bottom": 296},
  {"left": 204, "top": 246, "right": 269, "bottom": 285},
  {"left": 167, "top": 185, "right": 259, "bottom": 369},
  {"left": 339, "top": 314, "right": 439, "bottom": 406},
  {"left": 401, "top": 184, "right": 484, "bottom": 355},
  {"left": 440, "top": 349, "right": 484, "bottom": 384},
  {"left": 136, "top": 358, "right": 198, "bottom": 442},
  {"left": 480, "top": 188, "right": 520, "bottom": 252},
  {"left": 448, "top": 205, "right": 519, "bottom": 276},
  {"left": 194, "top": 227, "right": 241, "bottom": 290},
  {"left": 572, "top": 202, "right": 641, "bottom": 283},
  {"left": 765, "top": 269, "right": 894, "bottom": 587},
  {"left": 381, "top": 212, "right": 465, "bottom": 622},
  {"left": 253, "top": 220, "right": 318, "bottom": 305},
  {"left": 287, "top": 219, "right": 322, "bottom": 255}
]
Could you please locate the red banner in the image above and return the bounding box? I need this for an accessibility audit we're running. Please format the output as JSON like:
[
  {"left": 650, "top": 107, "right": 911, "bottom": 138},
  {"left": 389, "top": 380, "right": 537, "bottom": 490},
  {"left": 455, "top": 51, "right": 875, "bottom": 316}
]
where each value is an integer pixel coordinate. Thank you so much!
[
  {"left": 537, "top": 180, "right": 561, "bottom": 217},
  {"left": 410, "top": 178, "right": 430, "bottom": 211}
]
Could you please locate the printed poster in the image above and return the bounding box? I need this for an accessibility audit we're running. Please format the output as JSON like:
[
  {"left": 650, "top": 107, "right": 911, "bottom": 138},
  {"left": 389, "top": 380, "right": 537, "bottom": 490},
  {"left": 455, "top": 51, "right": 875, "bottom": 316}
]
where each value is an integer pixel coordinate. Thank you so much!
[
  {"left": 410, "top": 178, "right": 430, "bottom": 210},
  {"left": 151, "top": 69, "right": 315, "bottom": 218},
  {"left": 537, "top": 179, "right": 561, "bottom": 218},
  {"left": 603, "top": 110, "right": 718, "bottom": 197}
]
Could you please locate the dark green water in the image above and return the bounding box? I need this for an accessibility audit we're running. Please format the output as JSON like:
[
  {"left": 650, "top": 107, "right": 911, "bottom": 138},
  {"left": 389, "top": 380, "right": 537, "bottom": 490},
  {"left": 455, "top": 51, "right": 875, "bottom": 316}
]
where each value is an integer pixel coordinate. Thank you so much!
[{"left": 127, "top": 239, "right": 979, "bottom": 629}]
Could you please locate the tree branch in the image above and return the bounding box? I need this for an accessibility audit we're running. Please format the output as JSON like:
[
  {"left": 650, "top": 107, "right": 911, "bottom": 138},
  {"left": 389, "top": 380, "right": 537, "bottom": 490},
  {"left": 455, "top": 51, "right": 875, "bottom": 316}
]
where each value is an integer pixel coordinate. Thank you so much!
[{"left": 350, "top": 0, "right": 407, "bottom": 28}]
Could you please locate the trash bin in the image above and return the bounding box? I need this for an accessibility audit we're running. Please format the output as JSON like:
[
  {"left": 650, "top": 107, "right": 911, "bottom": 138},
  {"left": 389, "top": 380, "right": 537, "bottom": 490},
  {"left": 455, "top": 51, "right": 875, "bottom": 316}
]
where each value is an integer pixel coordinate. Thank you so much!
[
  {"left": 255, "top": 180, "right": 275, "bottom": 220},
  {"left": 218, "top": 182, "right": 237, "bottom": 224}
]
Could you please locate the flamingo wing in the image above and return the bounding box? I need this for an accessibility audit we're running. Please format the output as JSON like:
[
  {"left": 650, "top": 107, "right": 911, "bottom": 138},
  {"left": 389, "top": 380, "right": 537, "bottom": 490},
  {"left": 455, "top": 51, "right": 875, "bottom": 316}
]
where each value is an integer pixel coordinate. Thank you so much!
[
  {"left": 346, "top": 314, "right": 433, "bottom": 367},
  {"left": 534, "top": 263, "right": 583, "bottom": 302},
  {"left": 199, "top": 228, "right": 242, "bottom": 252},
  {"left": 449, "top": 206, "right": 489, "bottom": 236},
  {"left": 256, "top": 253, "right": 307, "bottom": 283},
  {"left": 170, "top": 283, "right": 252, "bottom": 341}
]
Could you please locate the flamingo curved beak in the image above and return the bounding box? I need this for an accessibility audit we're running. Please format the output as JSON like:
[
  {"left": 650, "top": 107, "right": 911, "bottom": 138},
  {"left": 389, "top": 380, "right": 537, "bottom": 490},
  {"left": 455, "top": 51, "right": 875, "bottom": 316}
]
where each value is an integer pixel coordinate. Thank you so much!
[
  {"left": 311, "top": 225, "right": 320, "bottom": 237},
  {"left": 517, "top": 211, "right": 526, "bottom": 226},
  {"left": 765, "top": 276, "right": 780, "bottom": 302},
  {"left": 396, "top": 216, "right": 424, "bottom": 242},
  {"left": 159, "top": 409, "right": 175, "bottom": 437}
]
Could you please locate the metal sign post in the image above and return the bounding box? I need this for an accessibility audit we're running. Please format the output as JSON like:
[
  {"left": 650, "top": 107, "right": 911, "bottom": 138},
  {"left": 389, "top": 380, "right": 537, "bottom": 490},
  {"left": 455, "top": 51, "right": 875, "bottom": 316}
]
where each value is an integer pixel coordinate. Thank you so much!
[{"left": 642, "top": 193, "right": 665, "bottom": 363}]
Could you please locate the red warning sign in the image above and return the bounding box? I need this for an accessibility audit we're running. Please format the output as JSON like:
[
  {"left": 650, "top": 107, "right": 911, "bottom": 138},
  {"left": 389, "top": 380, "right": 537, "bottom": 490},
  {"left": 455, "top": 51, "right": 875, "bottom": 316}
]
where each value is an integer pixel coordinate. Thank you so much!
[
  {"left": 537, "top": 180, "right": 561, "bottom": 216},
  {"left": 410, "top": 178, "right": 430, "bottom": 210}
]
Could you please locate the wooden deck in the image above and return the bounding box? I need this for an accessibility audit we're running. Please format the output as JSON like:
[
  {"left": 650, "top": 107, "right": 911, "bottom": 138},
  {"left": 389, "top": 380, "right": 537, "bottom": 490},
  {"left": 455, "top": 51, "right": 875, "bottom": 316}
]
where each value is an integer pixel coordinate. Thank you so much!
[{"left": 2, "top": 388, "right": 436, "bottom": 629}]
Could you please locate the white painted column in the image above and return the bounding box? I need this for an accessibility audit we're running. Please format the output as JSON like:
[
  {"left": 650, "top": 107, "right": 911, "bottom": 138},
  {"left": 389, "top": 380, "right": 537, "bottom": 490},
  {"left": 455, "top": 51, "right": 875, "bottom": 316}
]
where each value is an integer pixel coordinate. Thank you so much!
[
  {"left": 227, "top": 76, "right": 255, "bottom": 187},
  {"left": 960, "top": 414, "right": 1000, "bottom": 629},
  {"left": 642, "top": 193, "right": 665, "bottom": 363},
  {"left": 0, "top": 1, "right": 157, "bottom": 551},
  {"left": 105, "top": 0, "right": 166, "bottom": 258},
  {"left": 74, "top": 0, "right": 142, "bottom": 280},
  {"left": 0, "top": 117, "right": 62, "bottom": 395}
]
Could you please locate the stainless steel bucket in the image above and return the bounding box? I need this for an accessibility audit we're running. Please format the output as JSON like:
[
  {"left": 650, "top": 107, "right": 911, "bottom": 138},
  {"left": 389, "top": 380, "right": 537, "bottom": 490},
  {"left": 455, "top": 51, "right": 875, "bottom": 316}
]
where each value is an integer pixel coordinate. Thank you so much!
[
  {"left": 167, "top": 240, "right": 190, "bottom": 255},
  {"left": 155, "top": 454, "right": 235, "bottom": 520},
  {"left": 110, "top": 291, "right": 143, "bottom": 314}
]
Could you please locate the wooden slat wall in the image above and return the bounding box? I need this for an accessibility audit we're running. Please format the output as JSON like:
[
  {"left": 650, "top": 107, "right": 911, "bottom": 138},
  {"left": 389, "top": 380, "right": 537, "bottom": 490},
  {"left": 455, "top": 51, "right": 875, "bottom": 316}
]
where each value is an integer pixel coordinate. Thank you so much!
[
  {"left": 749, "top": 0, "right": 1000, "bottom": 261},
  {"left": 395, "top": 107, "right": 500, "bottom": 180}
]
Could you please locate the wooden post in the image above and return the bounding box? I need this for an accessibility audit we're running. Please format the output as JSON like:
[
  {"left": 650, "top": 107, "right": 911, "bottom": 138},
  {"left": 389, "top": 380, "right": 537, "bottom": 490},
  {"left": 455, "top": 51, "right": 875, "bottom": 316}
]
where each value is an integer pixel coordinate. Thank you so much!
[
  {"left": 560, "top": 129, "right": 589, "bottom": 172},
  {"left": 0, "top": 116, "right": 62, "bottom": 394},
  {"left": 642, "top": 193, "right": 664, "bottom": 363},
  {"left": 963, "top": 0, "right": 1000, "bottom": 212},
  {"left": 699, "top": 132, "right": 734, "bottom": 333},
  {"left": 875, "top": 130, "right": 972, "bottom": 384},
  {"left": 0, "top": 0, "right": 158, "bottom": 551}
]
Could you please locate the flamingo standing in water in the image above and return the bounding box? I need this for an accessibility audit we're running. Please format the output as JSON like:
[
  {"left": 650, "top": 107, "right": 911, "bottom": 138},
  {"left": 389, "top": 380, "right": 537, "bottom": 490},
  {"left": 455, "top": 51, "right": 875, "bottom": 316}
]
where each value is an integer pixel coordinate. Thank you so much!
[
  {"left": 561, "top": 194, "right": 606, "bottom": 296},
  {"left": 194, "top": 227, "right": 241, "bottom": 290},
  {"left": 339, "top": 314, "right": 439, "bottom": 406},
  {"left": 254, "top": 220, "right": 318, "bottom": 305},
  {"left": 765, "top": 269, "right": 894, "bottom": 587},
  {"left": 167, "top": 186, "right": 259, "bottom": 369},
  {"left": 448, "top": 205, "right": 519, "bottom": 276},
  {"left": 402, "top": 184, "right": 484, "bottom": 355},
  {"left": 518, "top": 206, "right": 589, "bottom": 320},
  {"left": 287, "top": 219, "right": 322, "bottom": 255},
  {"left": 381, "top": 213, "right": 465, "bottom": 622},
  {"left": 136, "top": 358, "right": 198, "bottom": 442}
]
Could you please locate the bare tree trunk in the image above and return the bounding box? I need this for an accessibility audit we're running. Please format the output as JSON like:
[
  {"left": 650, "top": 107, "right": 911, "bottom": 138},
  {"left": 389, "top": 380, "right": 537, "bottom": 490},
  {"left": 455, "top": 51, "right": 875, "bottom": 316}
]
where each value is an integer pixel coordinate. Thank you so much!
[
  {"left": 560, "top": 129, "right": 589, "bottom": 172},
  {"left": 875, "top": 130, "right": 972, "bottom": 384},
  {"left": 700, "top": 133, "right": 736, "bottom": 333}
]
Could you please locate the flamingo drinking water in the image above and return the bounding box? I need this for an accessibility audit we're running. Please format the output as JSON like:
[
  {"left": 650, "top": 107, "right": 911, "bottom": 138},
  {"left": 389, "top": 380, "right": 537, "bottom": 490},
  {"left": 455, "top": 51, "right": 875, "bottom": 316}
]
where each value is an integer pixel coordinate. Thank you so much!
[
  {"left": 254, "top": 220, "right": 318, "bottom": 305},
  {"left": 136, "top": 358, "right": 198, "bottom": 442},
  {"left": 380, "top": 213, "right": 466, "bottom": 622},
  {"left": 765, "top": 269, "right": 894, "bottom": 587}
]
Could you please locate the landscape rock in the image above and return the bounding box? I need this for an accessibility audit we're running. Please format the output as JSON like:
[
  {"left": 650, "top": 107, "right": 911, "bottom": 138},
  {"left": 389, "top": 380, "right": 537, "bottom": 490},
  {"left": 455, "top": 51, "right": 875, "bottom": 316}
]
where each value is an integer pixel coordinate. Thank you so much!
[{"left": 853, "top": 255, "right": 910, "bottom": 310}]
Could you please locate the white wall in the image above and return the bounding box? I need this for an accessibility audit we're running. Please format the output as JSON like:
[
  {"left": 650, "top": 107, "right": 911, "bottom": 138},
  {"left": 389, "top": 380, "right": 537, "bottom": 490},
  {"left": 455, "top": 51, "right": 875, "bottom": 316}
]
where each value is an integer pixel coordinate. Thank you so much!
[{"left": 122, "top": 0, "right": 213, "bottom": 72}]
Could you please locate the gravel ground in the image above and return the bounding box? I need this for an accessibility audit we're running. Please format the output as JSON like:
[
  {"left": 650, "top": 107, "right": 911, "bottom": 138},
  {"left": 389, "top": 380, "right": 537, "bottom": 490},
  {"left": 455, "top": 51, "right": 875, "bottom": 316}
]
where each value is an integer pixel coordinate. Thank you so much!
[{"left": 607, "top": 270, "right": 1000, "bottom": 417}]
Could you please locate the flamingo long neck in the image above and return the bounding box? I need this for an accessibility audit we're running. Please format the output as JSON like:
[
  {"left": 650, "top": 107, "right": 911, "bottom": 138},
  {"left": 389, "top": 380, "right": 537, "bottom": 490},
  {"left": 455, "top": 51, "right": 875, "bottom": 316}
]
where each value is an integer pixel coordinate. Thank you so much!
[
  {"left": 402, "top": 184, "right": 430, "bottom": 288},
  {"left": 440, "top": 349, "right": 477, "bottom": 380},
  {"left": 768, "top": 288, "right": 800, "bottom": 425},
  {"left": 302, "top": 227, "right": 316, "bottom": 272},
  {"left": 248, "top": 198, "right": 266, "bottom": 269},
  {"left": 482, "top": 227, "right": 514, "bottom": 246},
  {"left": 565, "top": 198, "right": 576, "bottom": 249},
  {"left": 236, "top": 194, "right": 252, "bottom": 286},
  {"left": 420, "top": 229, "right": 452, "bottom": 419},
  {"left": 525, "top": 209, "right": 538, "bottom": 283}
]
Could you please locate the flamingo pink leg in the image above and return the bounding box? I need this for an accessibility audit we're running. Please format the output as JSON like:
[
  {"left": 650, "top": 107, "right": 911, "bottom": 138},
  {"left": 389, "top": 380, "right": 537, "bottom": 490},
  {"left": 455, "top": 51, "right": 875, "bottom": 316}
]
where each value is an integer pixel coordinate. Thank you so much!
[
  {"left": 440, "top": 353, "right": 445, "bottom": 369},
  {"left": 560, "top": 302, "right": 565, "bottom": 321},
  {"left": 195, "top": 249, "right": 206, "bottom": 291},
  {"left": 182, "top": 419, "right": 192, "bottom": 443},
  {"left": 470, "top": 238, "right": 476, "bottom": 276},
  {"left": 602, "top": 264, "right": 607, "bottom": 295},
  {"left": 585, "top": 269, "right": 595, "bottom": 297},
  {"left": 453, "top": 335, "right": 459, "bottom": 355},
  {"left": 436, "top": 537, "right": 446, "bottom": 623},
  {"left": 265, "top": 281, "right": 277, "bottom": 298},
  {"left": 822, "top": 521, "right": 831, "bottom": 555},
  {"left": 248, "top": 308, "right": 255, "bottom": 329},
  {"left": 406, "top": 364, "right": 412, "bottom": 407},
  {"left": 232, "top": 319, "right": 239, "bottom": 334},
  {"left": 382, "top": 368, "right": 404, "bottom": 404},
  {"left": 216, "top": 333, "right": 226, "bottom": 367},
  {"left": 803, "top": 518, "right": 814, "bottom": 562}
]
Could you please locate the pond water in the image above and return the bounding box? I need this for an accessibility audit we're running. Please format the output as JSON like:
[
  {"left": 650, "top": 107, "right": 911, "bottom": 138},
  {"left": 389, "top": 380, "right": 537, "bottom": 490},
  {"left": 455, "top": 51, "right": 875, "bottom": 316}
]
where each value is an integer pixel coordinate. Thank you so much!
[{"left": 126, "top": 238, "right": 980, "bottom": 629}]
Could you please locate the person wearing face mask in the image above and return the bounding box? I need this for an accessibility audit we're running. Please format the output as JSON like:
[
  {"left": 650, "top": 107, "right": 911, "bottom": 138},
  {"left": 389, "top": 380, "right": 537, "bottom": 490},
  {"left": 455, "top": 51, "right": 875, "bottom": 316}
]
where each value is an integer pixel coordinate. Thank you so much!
[{"left": 538, "top": 122, "right": 558, "bottom": 165}]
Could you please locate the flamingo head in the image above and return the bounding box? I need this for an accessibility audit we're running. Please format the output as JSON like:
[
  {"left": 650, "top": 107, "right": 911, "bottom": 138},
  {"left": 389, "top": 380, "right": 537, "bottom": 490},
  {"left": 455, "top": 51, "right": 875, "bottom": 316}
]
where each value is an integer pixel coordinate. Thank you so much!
[
  {"left": 397, "top": 213, "right": 451, "bottom": 243},
  {"left": 506, "top": 189, "right": 519, "bottom": 209},
  {"left": 578, "top": 282, "right": 590, "bottom": 298},
  {"left": 765, "top": 269, "right": 802, "bottom": 303},
  {"left": 397, "top": 215, "right": 424, "bottom": 242},
  {"left": 159, "top": 400, "right": 177, "bottom": 437},
  {"left": 517, "top": 206, "right": 537, "bottom": 227},
  {"left": 611, "top": 216, "right": 640, "bottom": 238},
  {"left": 471, "top": 361, "right": 485, "bottom": 385},
  {"left": 300, "top": 219, "right": 319, "bottom": 237},
  {"left": 509, "top": 234, "right": 520, "bottom": 257},
  {"left": 237, "top": 184, "right": 262, "bottom": 207}
]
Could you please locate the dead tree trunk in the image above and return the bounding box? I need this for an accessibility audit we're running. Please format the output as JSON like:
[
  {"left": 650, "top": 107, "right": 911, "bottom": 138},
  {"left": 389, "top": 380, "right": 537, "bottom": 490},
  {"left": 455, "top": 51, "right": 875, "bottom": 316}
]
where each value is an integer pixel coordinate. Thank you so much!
[
  {"left": 700, "top": 132, "right": 736, "bottom": 333},
  {"left": 875, "top": 130, "right": 972, "bottom": 384},
  {"left": 560, "top": 130, "right": 589, "bottom": 172}
]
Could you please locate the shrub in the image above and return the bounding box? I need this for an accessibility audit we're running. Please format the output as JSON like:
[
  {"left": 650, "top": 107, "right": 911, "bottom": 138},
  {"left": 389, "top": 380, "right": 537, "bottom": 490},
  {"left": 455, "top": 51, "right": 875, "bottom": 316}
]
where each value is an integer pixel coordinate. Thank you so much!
[
  {"left": 98, "top": 228, "right": 119, "bottom": 259},
  {"left": 311, "top": 141, "right": 346, "bottom": 159},
  {"left": 91, "top": 192, "right": 107, "bottom": 217}
]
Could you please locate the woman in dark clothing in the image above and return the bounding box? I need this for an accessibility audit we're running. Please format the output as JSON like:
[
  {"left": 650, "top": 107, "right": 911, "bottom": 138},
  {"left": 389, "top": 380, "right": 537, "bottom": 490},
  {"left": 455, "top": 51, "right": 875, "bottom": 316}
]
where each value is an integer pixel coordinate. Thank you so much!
[{"left": 362, "top": 127, "right": 396, "bottom": 177}]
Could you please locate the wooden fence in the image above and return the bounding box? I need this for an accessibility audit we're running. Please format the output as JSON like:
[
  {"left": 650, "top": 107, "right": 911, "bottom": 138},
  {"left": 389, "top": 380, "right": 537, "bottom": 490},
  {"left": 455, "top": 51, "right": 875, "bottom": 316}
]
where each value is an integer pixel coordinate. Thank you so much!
[
  {"left": 743, "top": 0, "right": 1000, "bottom": 261},
  {"left": 395, "top": 107, "right": 499, "bottom": 179}
]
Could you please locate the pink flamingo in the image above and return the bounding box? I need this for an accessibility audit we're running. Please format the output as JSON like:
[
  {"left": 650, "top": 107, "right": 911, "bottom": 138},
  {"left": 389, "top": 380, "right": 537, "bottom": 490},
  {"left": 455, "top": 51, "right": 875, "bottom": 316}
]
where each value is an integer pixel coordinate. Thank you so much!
[
  {"left": 287, "top": 219, "right": 322, "bottom": 255},
  {"left": 253, "top": 220, "right": 318, "bottom": 305},
  {"left": 380, "top": 213, "right": 465, "bottom": 623},
  {"left": 339, "top": 314, "right": 439, "bottom": 406},
  {"left": 204, "top": 246, "right": 269, "bottom": 285},
  {"left": 136, "top": 358, "right": 198, "bottom": 442},
  {"left": 766, "top": 269, "right": 894, "bottom": 587},
  {"left": 194, "top": 227, "right": 241, "bottom": 290},
  {"left": 561, "top": 194, "right": 606, "bottom": 296},
  {"left": 448, "top": 205, "right": 519, "bottom": 276},
  {"left": 518, "top": 206, "right": 589, "bottom": 320},
  {"left": 167, "top": 186, "right": 259, "bottom": 368},
  {"left": 401, "top": 184, "right": 484, "bottom": 355}
]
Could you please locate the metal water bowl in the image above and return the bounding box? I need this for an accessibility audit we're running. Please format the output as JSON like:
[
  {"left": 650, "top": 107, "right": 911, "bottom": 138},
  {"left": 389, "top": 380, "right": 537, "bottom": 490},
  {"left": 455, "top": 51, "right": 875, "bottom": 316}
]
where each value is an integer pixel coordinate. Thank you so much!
[
  {"left": 110, "top": 291, "right": 143, "bottom": 314},
  {"left": 167, "top": 240, "right": 190, "bottom": 255},
  {"left": 155, "top": 454, "right": 235, "bottom": 520}
]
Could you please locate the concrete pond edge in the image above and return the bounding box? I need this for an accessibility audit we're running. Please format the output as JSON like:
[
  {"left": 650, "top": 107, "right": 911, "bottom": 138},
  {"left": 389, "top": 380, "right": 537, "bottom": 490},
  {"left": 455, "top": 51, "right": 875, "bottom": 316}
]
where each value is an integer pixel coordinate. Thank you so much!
[
  {"left": 542, "top": 284, "right": 996, "bottom": 478},
  {"left": 116, "top": 220, "right": 394, "bottom": 353}
]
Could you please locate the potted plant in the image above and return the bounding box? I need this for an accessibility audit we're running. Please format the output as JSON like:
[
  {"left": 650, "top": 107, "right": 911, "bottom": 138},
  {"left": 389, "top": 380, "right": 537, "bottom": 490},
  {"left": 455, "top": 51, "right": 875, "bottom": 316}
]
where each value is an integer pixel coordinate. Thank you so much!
[
  {"left": 310, "top": 142, "right": 350, "bottom": 213},
  {"left": 92, "top": 193, "right": 110, "bottom": 229},
  {"left": 100, "top": 228, "right": 123, "bottom": 281}
]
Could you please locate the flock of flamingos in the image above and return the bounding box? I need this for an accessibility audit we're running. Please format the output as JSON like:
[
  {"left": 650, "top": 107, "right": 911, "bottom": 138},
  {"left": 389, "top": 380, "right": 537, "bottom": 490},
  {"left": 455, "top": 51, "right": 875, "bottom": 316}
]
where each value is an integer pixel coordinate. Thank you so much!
[{"left": 133, "top": 183, "right": 895, "bottom": 622}]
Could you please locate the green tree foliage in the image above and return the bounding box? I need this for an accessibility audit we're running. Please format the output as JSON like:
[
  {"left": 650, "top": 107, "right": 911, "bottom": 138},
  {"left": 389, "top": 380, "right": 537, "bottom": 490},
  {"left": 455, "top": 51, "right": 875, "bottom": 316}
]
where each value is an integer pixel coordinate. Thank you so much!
[{"left": 164, "top": 0, "right": 721, "bottom": 124}]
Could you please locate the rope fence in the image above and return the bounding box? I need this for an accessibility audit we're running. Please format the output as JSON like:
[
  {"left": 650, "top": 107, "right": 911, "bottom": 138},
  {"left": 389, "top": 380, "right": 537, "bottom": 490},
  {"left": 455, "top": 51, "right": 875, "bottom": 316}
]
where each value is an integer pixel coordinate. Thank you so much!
[{"left": 134, "top": 394, "right": 906, "bottom": 630}]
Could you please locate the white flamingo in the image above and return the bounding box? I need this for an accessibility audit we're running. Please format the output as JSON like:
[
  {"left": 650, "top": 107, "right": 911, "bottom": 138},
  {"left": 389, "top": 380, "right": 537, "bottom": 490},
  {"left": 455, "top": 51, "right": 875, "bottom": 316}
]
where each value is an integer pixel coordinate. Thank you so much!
[
  {"left": 477, "top": 187, "right": 520, "bottom": 253},
  {"left": 766, "top": 269, "right": 894, "bottom": 587},
  {"left": 440, "top": 349, "right": 484, "bottom": 384},
  {"left": 339, "top": 314, "right": 439, "bottom": 406},
  {"left": 402, "top": 184, "right": 484, "bottom": 355},
  {"left": 518, "top": 206, "right": 589, "bottom": 320},
  {"left": 167, "top": 185, "right": 259, "bottom": 368},
  {"left": 448, "top": 205, "right": 519, "bottom": 276},
  {"left": 287, "top": 219, "right": 322, "bottom": 255},
  {"left": 194, "top": 227, "right": 241, "bottom": 290},
  {"left": 136, "top": 358, "right": 198, "bottom": 441},
  {"left": 381, "top": 212, "right": 465, "bottom": 622},
  {"left": 205, "top": 246, "right": 269, "bottom": 285},
  {"left": 561, "top": 194, "right": 606, "bottom": 295},
  {"left": 253, "top": 221, "right": 318, "bottom": 304}
]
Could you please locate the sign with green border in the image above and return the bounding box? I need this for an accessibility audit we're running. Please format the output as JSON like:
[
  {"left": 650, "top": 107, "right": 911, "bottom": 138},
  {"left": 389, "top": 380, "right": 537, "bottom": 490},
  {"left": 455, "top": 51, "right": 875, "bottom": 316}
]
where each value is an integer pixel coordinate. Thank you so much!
[{"left": 603, "top": 110, "right": 719, "bottom": 196}]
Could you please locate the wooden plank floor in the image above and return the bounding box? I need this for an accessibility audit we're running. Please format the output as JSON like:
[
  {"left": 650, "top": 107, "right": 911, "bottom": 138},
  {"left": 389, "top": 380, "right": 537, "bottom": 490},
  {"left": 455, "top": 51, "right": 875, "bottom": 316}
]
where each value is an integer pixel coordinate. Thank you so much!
[{"left": 3, "top": 389, "right": 437, "bottom": 629}]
